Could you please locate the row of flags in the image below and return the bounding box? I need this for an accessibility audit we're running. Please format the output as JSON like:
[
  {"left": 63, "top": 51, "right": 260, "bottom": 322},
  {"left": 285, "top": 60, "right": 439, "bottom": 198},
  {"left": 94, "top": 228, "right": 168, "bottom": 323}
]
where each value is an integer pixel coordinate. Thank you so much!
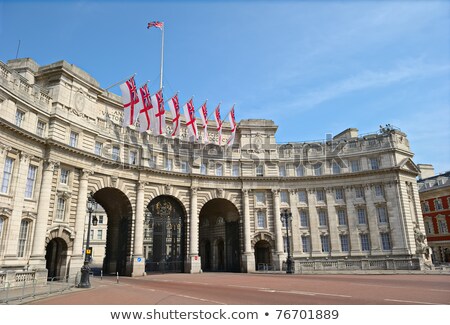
[{"left": 119, "top": 75, "right": 237, "bottom": 147}]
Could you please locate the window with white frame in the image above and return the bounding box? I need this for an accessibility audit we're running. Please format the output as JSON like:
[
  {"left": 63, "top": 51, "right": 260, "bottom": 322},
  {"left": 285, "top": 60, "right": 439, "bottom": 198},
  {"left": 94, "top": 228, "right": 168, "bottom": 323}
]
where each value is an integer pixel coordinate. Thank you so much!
[
  {"left": 255, "top": 192, "right": 265, "bottom": 205},
  {"left": 94, "top": 141, "right": 103, "bottom": 156},
  {"left": 357, "top": 208, "right": 367, "bottom": 225},
  {"left": 332, "top": 162, "right": 341, "bottom": 174},
  {"left": 60, "top": 169, "right": 69, "bottom": 185},
  {"left": 313, "top": 163, "right": 322, "bottom": 176},
  {"left": 15, "top": 110, "right": 25, "bottom": 127},
  {"left": 337, "top": 210, "right": 347, "bottom": 226},
  {"left": 165, "top": 158, "right": 173, "bottom": 171},
  {"left": 90, "top": 230, "right": 94, "bottom": 240},
  {"left": 129, "top": 151, "right": 137, "bottom": 165},
  {"left": 316, "top": 189, "right": 325, "bottom": 202},
  {"left": 320, "top": 235, "right": 330, "bottom": 253},
  {"left": 232, "top": 163, "right": 239, "bottom": 176},
  {"left": 295, "top": 164, "right": 304, "bottom": 176},
  {"left": 438, "top": 218, "right": 448, "bottom": 234},
  {"left": 112, "top": 146, "right": 120, "bottom": 161},
  {"left": 301, "top": 236, "right": 311, "bottom": 253},
  {"left": 380, "top": 232, "right": 392, "bottom": 250},
  {"left": 17, "top": 220, "right": 29, "bottom": 257},
  {"left": 422, "top": 201, "right": 430, "bottom": 212},
  {"left": 369, "top": 157, "right": 380, "bottom": 170},
  {"left": 200, "top": 163, "right": 207, "bottom": 175},
  {"left": 97, "top": 230, "right": 103, "bottom": 240},
  {"left": 355, "top": 186, "right": 365, "bottom": 199},
  {"left": 55, "top": 197, "right": 66, "bottom": 221},
  {"left": 377, "top": 206, "right": 388, "bottom": 223},
  {"left": 298, "top": 190, "right": 307, "bottom": 203},
  {"left": 36, "top": 120, "right": 46, "bottom": 137},
  {"left": 360, "top": 233, "right": 370, "bottom": 251},
  {"left": 256, "top": 210, "right": 266, "bottom": 228},
  {"left": 256, "top": 164, "right": 264, "bottom": 176},
  {"left": 24, "top": 165, "right": 37, "bottom": 199},
  {"left": 279, "top": 165, "right": 286, "bottom": 177},
  {"left": 434, "top": 198, "right": 443, "bottom": 210},
  {"left": 215, "top": 163, "right": 223, "bottom": 176},
  {"left": 98, "top": 215, "right": 104, "bottom": 224},
  {"left": 350, "top": 159, "right": 360, "bottom": 172},
  {"left": 340, "top": 234, "right": 350, "bottom": 252},
  {"left": 280, "top": 191, "right": 289, "bottom": 204},
  {"left": 300, "top": 210, "right": 309, "bottom": 227},
  {"left": 424, "top": 220, "right": 434, "bottom": 234},
  {"left": 148, "top": 156, "right": 157, "bottom": 168},
  {"left": 1, "top": 157, "right": 14, "bottom": 194},
  {"left": 181, "top": 161, "right": 189, "bottom": 173},
  {"left": 318, "top": 210, "right": 327, "bottom": 226},
  {"left": 335, "top": 188, "right": 344, "bottom": 200},
  {"left": 374, "top": 184, "right": 384, "bottom": 197},
  {"left": 69, "top": 131, "right": 78, "bottom": 147}
]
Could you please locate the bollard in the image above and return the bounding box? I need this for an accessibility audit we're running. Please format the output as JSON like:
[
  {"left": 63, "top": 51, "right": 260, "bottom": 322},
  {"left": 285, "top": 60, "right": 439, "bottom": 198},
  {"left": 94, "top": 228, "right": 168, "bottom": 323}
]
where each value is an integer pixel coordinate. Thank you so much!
[
  {"left": 116, "top": 272, "right": 119, "bottom": 284},
  {"left": 101, "top": 270, "right": 103, "bottom": 280}
]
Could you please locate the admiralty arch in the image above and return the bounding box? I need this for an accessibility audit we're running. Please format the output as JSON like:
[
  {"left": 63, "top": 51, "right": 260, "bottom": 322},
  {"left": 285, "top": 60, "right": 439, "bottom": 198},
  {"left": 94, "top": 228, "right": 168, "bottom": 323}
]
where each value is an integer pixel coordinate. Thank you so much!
[{"left": 0, "top": 58, "right": 431, "bottom": 284}]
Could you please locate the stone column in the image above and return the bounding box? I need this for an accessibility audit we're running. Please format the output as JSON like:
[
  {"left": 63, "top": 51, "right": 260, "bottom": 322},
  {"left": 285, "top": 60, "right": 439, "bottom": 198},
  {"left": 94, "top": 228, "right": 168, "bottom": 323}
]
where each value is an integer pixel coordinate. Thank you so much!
[
  {"left": 326, "top": 188, "right": 341, "bottom": 254},
  {"left": 289, "top": 189, "right": 301, "bottom": 256},
  {"left": 132, "top": 181, "right": 146, "bottom": 276},
  {"left": 29, "top": 159, "right": 59, "bottom": 269},
  {"left": 188, "top": 187, "right": 201, "bottom": 273},
  {"left": 307, "top": 189, "right": 322, "bottom": 255},
  {"left": 272, "top": 189, "right": 284, "bottom": 270},
  {"left": 68, "top": 169, "right": 92, "bottom": 275},
  {"left": 242, "top": 189, "right": 255, "bottom": 272},
  {"left": 365, "top": 185, "right": 381, "bottom": 254},
  {"left": 4, "top": 152, "right": 30, "bottom": 260}
]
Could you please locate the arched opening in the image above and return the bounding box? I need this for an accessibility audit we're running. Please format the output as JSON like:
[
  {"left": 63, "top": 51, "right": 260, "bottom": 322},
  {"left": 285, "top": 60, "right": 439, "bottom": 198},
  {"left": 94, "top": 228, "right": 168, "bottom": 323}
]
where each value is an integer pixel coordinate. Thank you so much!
[
  {"left": 199, "top": 198, "right": 241, "bottom": 272},
  {"left": 144, "top": 195, "right": 186, "bottom": 273},
  {"left": 45, "top": 238, "right": 68, "bottom": 279},
  {"left": 254, "top": 240, "right": 272, "bottom": 271},
  {"left": 92, "top": 188, "right": 133, "bottom": 276}
]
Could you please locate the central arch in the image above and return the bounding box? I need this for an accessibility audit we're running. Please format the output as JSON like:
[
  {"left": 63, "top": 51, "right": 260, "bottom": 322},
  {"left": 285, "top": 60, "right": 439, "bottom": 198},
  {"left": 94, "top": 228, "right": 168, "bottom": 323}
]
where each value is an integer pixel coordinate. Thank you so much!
[
  {"left": 199, "top": 198, "right": 241, "bottom": 272},
  {"left": 93, "top": 188, "right": 133, "bottom": 276}
]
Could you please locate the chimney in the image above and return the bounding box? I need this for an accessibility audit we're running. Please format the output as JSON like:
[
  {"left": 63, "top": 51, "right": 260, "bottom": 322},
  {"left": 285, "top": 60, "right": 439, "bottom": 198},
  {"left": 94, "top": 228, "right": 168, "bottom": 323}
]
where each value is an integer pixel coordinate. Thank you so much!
[{"left": 417, "top": 164, "right": 435, "bottom": 180}]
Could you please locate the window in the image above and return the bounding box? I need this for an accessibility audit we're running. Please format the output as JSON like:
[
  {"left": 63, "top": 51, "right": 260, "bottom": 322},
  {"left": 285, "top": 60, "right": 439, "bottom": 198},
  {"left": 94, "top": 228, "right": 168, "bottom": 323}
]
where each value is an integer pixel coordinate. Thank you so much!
[
  {"left": 279, "top": 165, "right": 286, "bottom": 177},
  {"left": 357, "top": 208, "right": 367, "bottom": 225},
  {"left": 422, "top": 201, "right": 430, "bottom": 212},
  {"left": 380, "top": 233, "right": 392, "bottom": 250},
  {"left": 298, "top": 190, "right": 307, "bottom": 203},
  {"left": 0, "top": 217, "right": 4, "bottom": 243},
  {"left": 257, "top": 211, "right": 266, "bottom": 228},
  {"left": 337, "top": 210, "right": 347, "bottom": 226},
  {"left": 280, "top": 191, "right": 289, "bottom": 204},
  {"left": 374, "top": 185, "right": 384, "bottom": 197},
  {"left": 36, "top": 120, "right": 46, "bottom": 137},
  {"left": 90, "top": 230, "right": 94, "bottom": 240},
  {"left": 256, "top": 164, "right": 264, "bottom": 176},
  {"left": 300, "top": 210, "right": 309, "bottom": 227},
  {"left": 232, "top": 163, "right": 239, "bottom": 177},
  {"left": 377, "top": 206, "right": 388, "bottom": 223},
  {"left": 369, "top": 158, "right": 380, "bottom": 170},
  {"left": 350, "top": 160, "right": 360, "bottom": 172},
  {"left": 215, "top": 163, "right": 223, "bottom": 176},
  {"left": 424, "top": 220, "right": 433, "bottom": 234},
  {"left": 129, "top": 151, "right": 137, "bottom": 165},
  {"left": 69, "top": 131, "right": 78, "bottom": 147},
  {"left": 15, "top": 110, "right": 25, "bottom": 127},
  {"left": 340, "top": 234, "right": 350, "bottom": 252},
  {"left": 283, "top": 236, "right": 289, "bottom": 253},
  {"left": 296, "top": 164, "right": 304, "bottom": 176},
  {"left": 360, "top": 233, "right": 370, "bottom": 251},
  {"left": 181, "top": 161, "right": 189, "bottom": 173},
  {"left": 355, "top": 186, "right": 365, "bottom": 199},
  {"left": 55, "top": 198, "right": 66, "bottom": 221},
  {"left": 313, "top": 163, "right": 322, "bottom": 176},
  {"left": 320, "top": 235, "right": 330, "bottom": 253},
  {"left": 316, "top": 189, "right": 325, "bottom": 202},
  {"left": 332, "top": 162, "right": 341, "bottom": 174},
  {"left": 165, "top": 158, "right": 172, "bottom": 171},
  {"left": 94, "top": 141, "right": 103, "bottom": 156},
  {"left": 24, "top": 165, "right": 37, "bottom": 198},
  {"left": 200, "top": 163, "right": 207, "bottom": 175},
  {"left": 349, "top": 141, "right": 357, "bottom": 148},
  {"left": 335, "top": 188, "right": 344, "bottom": 200},
  {"left": 148, "top": 156, "right": 156, "bottom": 168},
  {"left": 255, "top": 192, "right": 265, "bottom": 204},
  {"left": 301, "top": 236, "right": 311, "bottom": 253},
  {"left": 97, "top": 230, "right": 103, "bottom": 240},
  {"left": 438, "top": 219, "right": 448, "bottom": 234},
  {"left": 318, "top": 210, "right": 327, "bottom": 226},
  {"left": 60, "top": 169, "right": 69, "bottom": 185},
  {"left": 98, "top": 215, "right": 104, "bottom": 224},
  {"left": 434, "top": 199, "right": 443, "bottom": 210},
  {"left": 112, "top": 146, "right": 120, "bottom": 161},
  {"left": 17, "top": 220, "right": 29, "bottom": 257},
  {"left": 1, "top": 157, "right": 14, "bottom": 194}
]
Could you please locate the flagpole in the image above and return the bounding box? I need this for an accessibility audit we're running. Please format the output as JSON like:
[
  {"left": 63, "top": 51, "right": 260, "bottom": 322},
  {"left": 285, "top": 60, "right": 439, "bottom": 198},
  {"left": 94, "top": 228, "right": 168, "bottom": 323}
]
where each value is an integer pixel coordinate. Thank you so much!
[
  {"left": 196, "top": 99, "right": 208, "bottom": 112},
  {"left": 207, "top": 102, "right": 221, "bottom": 120},
  {"left": 165, "top": 91, "right": 179, "bottom": 103},
  {"left": 221, "top": 104, "right": 235, "bottom": 124},
  {"left": 160, "top": 25, "right": 165, "bottom": 89},
  {"left": 104, "top": 73, "right": 136, "bottom": 91}
]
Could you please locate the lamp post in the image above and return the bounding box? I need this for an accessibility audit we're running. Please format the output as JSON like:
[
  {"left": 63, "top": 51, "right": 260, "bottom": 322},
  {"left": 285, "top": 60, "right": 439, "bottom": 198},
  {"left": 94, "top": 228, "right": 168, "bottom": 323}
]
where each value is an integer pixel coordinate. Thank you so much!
[
  {"left": 280, "top": 209, "right": 293, "bottom": 274},
  {"left": 78, "top": 192, "right": 98, "bottom": 288}
]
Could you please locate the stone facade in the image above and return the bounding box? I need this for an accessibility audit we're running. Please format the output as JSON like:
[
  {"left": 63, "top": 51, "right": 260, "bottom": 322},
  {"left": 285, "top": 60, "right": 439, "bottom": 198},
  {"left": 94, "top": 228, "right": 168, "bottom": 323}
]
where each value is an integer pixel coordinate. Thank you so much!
[{"left": 0, "top": 58, "right": 430, "bottom": 283}]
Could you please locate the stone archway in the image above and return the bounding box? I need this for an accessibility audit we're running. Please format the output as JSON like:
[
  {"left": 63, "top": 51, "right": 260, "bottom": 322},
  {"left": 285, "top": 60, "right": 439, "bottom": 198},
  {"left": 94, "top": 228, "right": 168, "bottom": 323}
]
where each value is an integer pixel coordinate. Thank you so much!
[
  {"left": 199, "top": 198, "right": 241, "bottom": 272},
  {"left": 254, "top": 240, "right": 272, "bottom": 271},
  {"left": 45, "top": 238, "right": 68, "bottom": 279},
  {"left": 145, "top": 195, "right": 187, "bottom": 273},
  {"left": 92, "top": 188, "right": 133, "bottom": 276}
]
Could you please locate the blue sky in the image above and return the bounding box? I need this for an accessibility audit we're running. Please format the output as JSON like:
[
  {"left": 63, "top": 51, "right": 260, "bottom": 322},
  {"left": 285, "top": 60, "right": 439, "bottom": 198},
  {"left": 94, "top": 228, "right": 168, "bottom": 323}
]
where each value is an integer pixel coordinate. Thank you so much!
[{"left": 0, "top": 0, "right": 449, "bottom": 173}]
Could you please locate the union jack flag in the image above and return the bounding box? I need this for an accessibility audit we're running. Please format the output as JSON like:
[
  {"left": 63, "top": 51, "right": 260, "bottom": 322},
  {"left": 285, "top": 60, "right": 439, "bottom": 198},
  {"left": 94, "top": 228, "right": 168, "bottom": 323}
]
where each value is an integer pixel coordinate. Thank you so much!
[
  {"left": 120, "top": 76, "right": 140, "bottom": 127},
  {"left": 147, "top": 21, "right": 164, "bottom": 30}
]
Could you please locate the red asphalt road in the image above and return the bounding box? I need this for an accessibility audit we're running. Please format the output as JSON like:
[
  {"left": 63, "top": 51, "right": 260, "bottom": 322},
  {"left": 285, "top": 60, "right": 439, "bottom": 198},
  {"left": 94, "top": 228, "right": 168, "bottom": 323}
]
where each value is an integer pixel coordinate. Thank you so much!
[{"left": 27, "top": 273, "right": 450, "bottom": 305}]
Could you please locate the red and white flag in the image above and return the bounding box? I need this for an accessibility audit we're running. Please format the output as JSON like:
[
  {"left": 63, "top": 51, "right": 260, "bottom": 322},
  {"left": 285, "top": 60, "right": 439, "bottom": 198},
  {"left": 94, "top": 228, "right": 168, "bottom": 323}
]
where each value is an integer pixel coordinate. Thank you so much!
[
  {"left": 151, "top": 89, "right": 165, "bottom": 136},
  {"left": 213, "top": 104, "right": 223, "bottom": 145},
  {"left": 147, "top": 21, "right": 164, "bottom": 30},
  {"left": 137, "top": 84, "right": 155, "bottom": 133},
  {"left": 120, "top": 76, "right": 140, "bottom": 127},
  {"left": 167, "top": 93, "right": 181, "bottom": 138},
  {"left": 199, "top": 101, "right": 208, "bottom": 143},
  {"left": 183, "top": 98, "right": 198, "bottom": 140},
  {"left": 226, "top": 105, "right": 237, "bottom": 147}
]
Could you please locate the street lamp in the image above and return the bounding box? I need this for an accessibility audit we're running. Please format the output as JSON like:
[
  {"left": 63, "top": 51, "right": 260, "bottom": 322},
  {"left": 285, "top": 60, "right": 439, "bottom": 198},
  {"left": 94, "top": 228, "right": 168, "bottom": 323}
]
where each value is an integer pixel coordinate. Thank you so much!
[
  {"left": 77, "top": 191, "right": 98, "bottom": 288},
  {"left": 280, "top": 209, "right": 293, "bottom": 274}
]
